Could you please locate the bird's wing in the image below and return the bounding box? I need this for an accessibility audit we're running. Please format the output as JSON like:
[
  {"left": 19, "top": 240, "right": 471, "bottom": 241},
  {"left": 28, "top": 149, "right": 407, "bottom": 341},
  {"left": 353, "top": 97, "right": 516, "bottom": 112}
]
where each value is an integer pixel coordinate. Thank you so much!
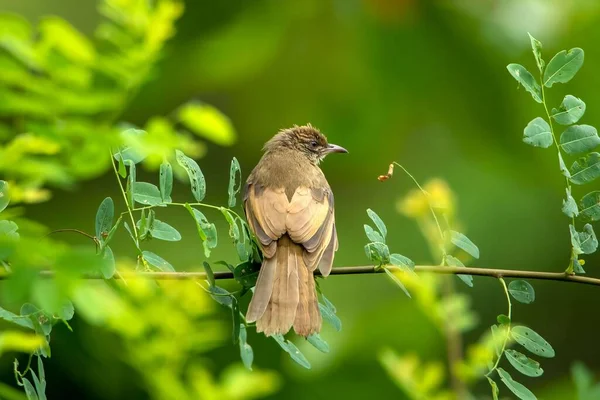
[{"left": 244, "top": 184, "right": 337, "bottom": 276}]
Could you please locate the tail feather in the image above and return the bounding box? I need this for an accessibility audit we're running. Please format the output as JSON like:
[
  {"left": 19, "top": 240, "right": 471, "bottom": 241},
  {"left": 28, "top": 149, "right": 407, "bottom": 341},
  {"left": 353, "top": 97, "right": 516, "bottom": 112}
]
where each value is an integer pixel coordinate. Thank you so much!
[{"left": 293, "top": 257, "right": 321, "bottom": 337}]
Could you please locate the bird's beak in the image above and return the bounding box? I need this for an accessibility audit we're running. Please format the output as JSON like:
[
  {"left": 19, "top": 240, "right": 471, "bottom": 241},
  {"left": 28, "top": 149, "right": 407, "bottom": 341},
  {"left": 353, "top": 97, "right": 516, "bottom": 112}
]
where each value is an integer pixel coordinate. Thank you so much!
[{"left": 325, "top": 143, "right": 348, "bottom": 154}]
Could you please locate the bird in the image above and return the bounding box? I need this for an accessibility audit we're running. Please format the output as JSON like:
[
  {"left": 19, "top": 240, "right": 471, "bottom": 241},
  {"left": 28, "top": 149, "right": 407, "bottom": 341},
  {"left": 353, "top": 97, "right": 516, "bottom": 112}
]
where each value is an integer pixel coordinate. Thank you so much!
[{"left": 243, "top": 124, "right": 347, "bottom": 337}]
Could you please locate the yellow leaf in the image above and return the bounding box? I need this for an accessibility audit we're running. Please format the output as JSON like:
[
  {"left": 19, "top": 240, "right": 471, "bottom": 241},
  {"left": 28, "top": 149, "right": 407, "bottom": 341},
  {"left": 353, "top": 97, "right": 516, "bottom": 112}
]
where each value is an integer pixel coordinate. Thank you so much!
[{"left": 178, "top": 102, "right": 236, "bottom": 146}]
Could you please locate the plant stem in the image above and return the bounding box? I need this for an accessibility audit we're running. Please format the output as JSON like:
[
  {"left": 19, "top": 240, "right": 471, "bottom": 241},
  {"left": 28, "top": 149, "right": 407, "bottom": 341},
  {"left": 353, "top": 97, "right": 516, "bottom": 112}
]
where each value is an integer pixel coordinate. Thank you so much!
[
  {"left": 121, "top": 202, "right": 245, "bottom": 222},
  {"left": 110, "top": 152, "right": 139, "bottom": 247},
  {"left": 486, "top": 278, "right": 512, "bottom": 380},
  {"left": 540, "top": 77, "right": 576, "bottom": 273}
]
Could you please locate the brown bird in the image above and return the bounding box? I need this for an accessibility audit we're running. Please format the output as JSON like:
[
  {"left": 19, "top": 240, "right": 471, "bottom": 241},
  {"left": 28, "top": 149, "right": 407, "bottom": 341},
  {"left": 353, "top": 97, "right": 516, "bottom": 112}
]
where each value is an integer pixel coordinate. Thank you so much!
[{"left": 244, "top": 124, "right": 347, "bottom": 337}]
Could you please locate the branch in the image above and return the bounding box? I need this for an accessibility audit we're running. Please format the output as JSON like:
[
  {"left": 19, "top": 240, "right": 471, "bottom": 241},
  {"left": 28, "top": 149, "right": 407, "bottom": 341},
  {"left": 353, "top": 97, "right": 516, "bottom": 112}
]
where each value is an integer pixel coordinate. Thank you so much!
[{"left": 4, "top": 265, "right": 600, "bottom": 286}]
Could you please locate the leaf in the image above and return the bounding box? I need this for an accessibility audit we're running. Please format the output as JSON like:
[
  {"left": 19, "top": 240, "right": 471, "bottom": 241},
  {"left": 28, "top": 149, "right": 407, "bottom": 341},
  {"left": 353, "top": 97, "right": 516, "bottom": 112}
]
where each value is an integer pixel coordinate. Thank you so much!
[
  {"left": 562, "top": 187, "right": 579, "bottom": 218},
  {"left": 117, "top": 153, "right": 127, "bottom": 178},
  {"left": 272, "top": 335, "right": 311, "bottom": 369},
  {"left": 36, "top": 357, "right": 46, "bottom": 394},
  {"left": 21, "top": 378, "right": 38, "bottom": 400},
  {"left": 132, "top": 182, "right": 163, "bottom": 206},
  {"left": 149, "top": 219, "right": 181, "bottom": 241},
  {"left": 511, "top": 326, "right": 555, "bottom": 358},
  {"left": 233, "top": 261, "right": 260, "bottom": 289},
  {"left": 0, "top": 180, "right": 9, "bottom": 213},
  {"left": 123, "top": 222, "right": 139, "bottom": 250},
  {"left": 100, "top": 246, "right": 116, "bottom": 279},
  {"left": 113, "top": 129, "right": 147, "bottom": 164},
  {"left": 487, "top": 377, "right": 500, "bottom": 400},
  {"left": 203, "top": 261, "right": 215, "bottom": 286},
  {"left": 560, "top": 125, "right": 600, "bottom": 155},
  {"left": 364, "top": 225, "right": 384, "bottom": 243},
  {"left": 126, "top": 160, "right": 136, "bottom": 208},
  {"left": 228, "top": 157, "right": 242, "bottom": 208},
  {"left": 0, "top": 306, "right": 33, "bottom": 329},
  {"left": 552, "top": 95, "right": 586, "bottom": 125},
  {"left": 319, "top": 298, "right": 342, "bottom": 332},
  {"left": 30, "top": 369, "right": 46, "bottom": 400},
  {"left": 543, "top": 48, "right": 584, "bottom": 87},
  {"left": 389, "top": 253, "right": 415, "bottom": 272},
  {"left": 95, "top": 197, "right": 114, "bottom": 241},
  {"left": 384, "top": 267, "right": 411, "bottom": 298},
  {"left": 175, "top": 150, "right": 206, "bottom": 202},
  {"left": 508, "top": 280, "right": 535, "bottom": 304},
  {"left": 448, "top": 230, "right": 480, "bottom": 259},
  {"left": 159, "top": 160, "right": 173, "bottom": 203},
  {"left": 142, "top": 251, "right": 174, "bottom": 272},
  {"left": 523, "top": 117, "right": 552, "bottom": 148},
  {"left": 497, "top": 314, "right": 511, "bottom": 325},
  {"left": 506, "top": 64, "right": 542, "bottom": 103},
  {"left": 445, "top": 255, "right": 473, "bottom": 287},
  {"left": 505, "top": 349, "right": 543, "bottom": 377},
  {"left": 307, "top": 333, "right": 330, "bottom": 353},
  {"left": 497, "top": 368, "right": 537, "bottom": 400},
  {"left": 186, "top": 206, "right": 218, "bottom": 257},
  {"left": 558, "top": 152, "right": 571, "bottom": 178},
  {"left": 579, "top": 191, "right": 600, "bottom": 221},
  {"left": 208, "top": 286, "right": 233, "bottom": 307},
  {"left": 528, "top": 33, "right": 544, "bottom": 73},
  {"left": 178, "top": 102, "right": 236, "bottom": 146},
  {"left": 367, "top": 209, "right": 387, "bottom": 239},
  {"left": 570, "top": 153, "right": 600, "bottom": 185},
  {"left": 579, "top": 224, "right": 598, "bottom": 255},
  {"left": 238, "top": 324, "right": 253, "bottom": 370}
]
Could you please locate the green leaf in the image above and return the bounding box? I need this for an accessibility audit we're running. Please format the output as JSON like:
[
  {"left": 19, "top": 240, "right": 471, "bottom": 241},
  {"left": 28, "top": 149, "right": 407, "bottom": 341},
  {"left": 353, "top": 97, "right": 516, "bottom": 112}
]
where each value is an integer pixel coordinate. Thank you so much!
[
  {"left": 208, "top": 285, "right": 233, "bottom": 307},
  {"left": 562, "top": 187, "right": 579, "bottom": 218},
  {"left": 364, "top": 224, "right": 384, "bottom": 243},
  {"left": 552, "top": 95, "right": 586, "bottom": 125},
  {"left": 543, "top": 48, "right": 584, "bottom": 87},
  {"left": 228, "top": 157, "right": 241, "bottom": 208},
  {"left": 30, "top": 369, "right": 46, "bottom": 400},
  {"left": 232, "top": 298, "right": 240, "bottom": 344},
  {"left": 95, "top": 197, "right": 114, "bottom": 241},
  {"left": 159, "top": 160, "right": 173, "bottom": 203},
  {"left": 132, "top": 182, "right": 163, "bottom": 206},
  {"left": 579, "top": 224, "right": 598, "bottom": 255},
  {"left": 36, "top": 357, "right": 46, "bottom": 393},
  {"left": 233, "top": 261, "right": 260, "bottom": 289},
  {"left": 126, "top": 160, "right": 136, "bottom": 208},
  {"left": 448, "top": 230, "right": 480, "bottom": 259},
  {"left": 487, "top": 377, "right": 500, "bottom": 400},
  {"left": 497, "top": 314, "right": 511, "bottom": 325},
  {"left": 319, "top": 296, "right": 342, "bottom": 332},
  {"left": 123, "top": 222, "right": 139, "bottom": 250},
  {"left": 570, "top": 224, "right": 583, "bottom": 256},
  {"left": 0, "top": 306, "right": 33, "bottom": 329},
  {"left": 178, "top": 102, "right": 236, "bottom": 146},
  {"left": 364, "top": 242, "right": 390, "bottom": 264},
  {"left": 367, "top": 209, "right": 387, "bottom": 239},
  {"left": 560, "top": 125, "right": 600, "bottom": 155},
  {"left": 186, "top": 206, "right": 217, "bottom": 257},
  {"left": 511, "top": 326, "right": 555, "bottom": 358},
  {"left": 508, "top": 280, "right": 535, "bottom": 304},
  {"left": 506, "top": 64, "right": 542, "bottom": 103},
  {"left": 175, "top": 150, "right": 206, "bottom": 202},
  {"left": 445, "top": 255, "right": 473, "bottom": 287},
  {"left": 505, "top": 349, "right": 543, "bottom": 377},
  {"left": 579, "top": 191, "right": 600, "bottom": 221},
  {"left": 21, "top": 377, "right": 38, "bottom": 400},
  {"left": 238, "top": 324, "right": 253, "bottom": 370},
  {"left": 558, "top": 152, "right": 571, "bottom": 178},
  {"left": 114, "top": 129, "right": 147, "bottom": 164},
  {"left": 528, "top": 33, "right": 544, "bottom": 73},
  {"left": 307, "top": 333, "right": 330, "bottom": 353},
  {"left": 100, "top": 246, "right": 116, "bottom": 279},
  {"left": 272, "top": 335, "right": 311, "bottom": 369},
  {"left": 497, "top": 368, "right": 537, "bottom": 400},
  {"left": 143, "top": 251, "right": 174, "bottom": 272},
  {"left": 149, "top": 219, "right": 181, "bottom": 241},
  {"left": 389, "top": 253, "right": 415, "bottom": 272},
  {"left": 203, "top": 261, "right": 215, "bottom": 286},
  {"left": 523, "top": 117, "right": 552, "bottom": 148},
  {"left": 384, "top": 267, "right": 411, "bottom": 298},
  {"left": 117, "top": 153, "right": 127, "bottom": 178},
  {"left": 0, "top": 180, "right": 9, "bottom": 213},
  {"left": 570, "top": 153, "right": 600, "bottom": 185}
]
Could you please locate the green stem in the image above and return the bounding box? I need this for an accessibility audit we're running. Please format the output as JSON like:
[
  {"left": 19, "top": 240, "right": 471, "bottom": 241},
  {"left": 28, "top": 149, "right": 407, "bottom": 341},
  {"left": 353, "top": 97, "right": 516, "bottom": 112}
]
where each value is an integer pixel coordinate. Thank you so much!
[
  {"left": 110, "top": 151, "right": 139, "bottom": 248},
  {"left": 121, "top": 202, "right": 245, "bottom": 222},
  {"left": 540, "top": 77, "right": 576, "bottom": 273},
  {"left": 486, "top": 277, "right": 512, "bottom": 379}
]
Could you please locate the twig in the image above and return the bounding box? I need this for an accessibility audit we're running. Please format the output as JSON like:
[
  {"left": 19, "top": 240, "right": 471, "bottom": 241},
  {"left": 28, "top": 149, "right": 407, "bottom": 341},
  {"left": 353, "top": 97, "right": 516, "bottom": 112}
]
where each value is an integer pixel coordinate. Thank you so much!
[{"left": 3, "top": 265, "right": 600, "bottom": 286}]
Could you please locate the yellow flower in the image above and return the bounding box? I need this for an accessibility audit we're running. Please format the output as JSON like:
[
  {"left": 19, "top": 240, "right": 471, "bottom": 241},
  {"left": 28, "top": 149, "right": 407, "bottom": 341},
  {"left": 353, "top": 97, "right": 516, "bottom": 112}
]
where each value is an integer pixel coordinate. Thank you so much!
[{"left": 396, "top": 178, "right": 456, "bottom": 219}]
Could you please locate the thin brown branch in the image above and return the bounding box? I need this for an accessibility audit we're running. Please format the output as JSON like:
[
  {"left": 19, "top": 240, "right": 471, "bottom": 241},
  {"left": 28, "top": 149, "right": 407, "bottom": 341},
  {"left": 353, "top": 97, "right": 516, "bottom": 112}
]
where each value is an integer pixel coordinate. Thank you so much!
[{"left": 2, "top": 265, "right": 600, "bottom": 285}]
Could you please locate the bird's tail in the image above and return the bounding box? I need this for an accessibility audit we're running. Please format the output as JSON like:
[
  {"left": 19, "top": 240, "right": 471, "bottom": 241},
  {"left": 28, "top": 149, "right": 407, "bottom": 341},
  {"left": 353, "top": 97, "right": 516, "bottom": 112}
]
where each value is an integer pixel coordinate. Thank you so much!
[{"left": 245, "top": 235, "right": 321, "bottom": 337}]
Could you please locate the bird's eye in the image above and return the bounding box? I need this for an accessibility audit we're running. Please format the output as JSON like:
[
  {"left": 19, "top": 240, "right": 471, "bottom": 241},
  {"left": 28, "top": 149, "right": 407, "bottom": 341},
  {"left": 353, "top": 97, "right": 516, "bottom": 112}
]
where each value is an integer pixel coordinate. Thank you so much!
[{"left": 310, "top": 140, "right": 318, "bottom": 147}]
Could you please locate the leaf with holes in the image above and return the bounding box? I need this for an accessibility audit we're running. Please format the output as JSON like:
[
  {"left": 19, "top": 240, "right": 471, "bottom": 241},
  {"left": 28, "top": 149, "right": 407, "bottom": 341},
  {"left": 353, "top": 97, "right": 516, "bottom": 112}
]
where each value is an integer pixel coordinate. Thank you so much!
[
  {"left": 176, "top": 150, "right": 206, "bottom": 202},
  {"left": 562, "top": 187, "right": 578, "bottom": 218},
  {"left": 186, "top": 205, "right": 217, "bottom": 257},
  {"left": 570, "top": 153, "right": 600, "bottom": 185},
  {"left": 228, "top": 157, "right": 241, "bottom": 208},
  {"left": 560, "top": 125, "right": 600, "bottom": 155},
  {"left": 497, "top": 368, "right": 537, "bottom": 400},
  {"left": 523, "top": 117, "right": 552, "bottom": 148},
  {"left": 505, "top": 349, "right": 543, "bottom": 377},
  {"left": 552, "top": 95, "right": 586, "bottom": 125},
  {"left": 579, "top": 191, "right": 600, "bottom": 221},
  {"left": 511, "top": 326, "right": 555, "bottom": 358},
  {"left": 528, "top": 33, "right": 544, "bottom": 73},
  {"left": 508, "top": 280, "right": 535, "bottom": 304},
  {"left": 159, "top": 160, "right": 173, "bottom": 203},
  {"left": 544, "top": 48, "right": 584, "bottom": 87},
  {"left": 507, "top": 64, "right": 542, "bottom": 103},
  {"left": 579, "top": 224, "right": 598, "bottom": 255},
  {"left": 558, "top": 152, "right": 571, "bottom": 178}
]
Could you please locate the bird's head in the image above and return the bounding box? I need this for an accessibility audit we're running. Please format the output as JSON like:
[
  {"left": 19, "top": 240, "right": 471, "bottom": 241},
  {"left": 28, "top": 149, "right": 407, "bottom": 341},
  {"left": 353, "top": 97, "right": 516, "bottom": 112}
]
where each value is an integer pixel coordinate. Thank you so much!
[{"left": 264, "top": 124, "right": 348, "bottom": 164}]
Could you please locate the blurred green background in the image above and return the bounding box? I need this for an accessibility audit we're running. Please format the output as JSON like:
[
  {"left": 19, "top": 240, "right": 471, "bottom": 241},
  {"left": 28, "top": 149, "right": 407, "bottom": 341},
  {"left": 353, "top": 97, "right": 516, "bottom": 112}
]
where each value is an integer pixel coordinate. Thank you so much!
[{"left": 2, "top": 0, "right": 600, "bottom": 399}]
